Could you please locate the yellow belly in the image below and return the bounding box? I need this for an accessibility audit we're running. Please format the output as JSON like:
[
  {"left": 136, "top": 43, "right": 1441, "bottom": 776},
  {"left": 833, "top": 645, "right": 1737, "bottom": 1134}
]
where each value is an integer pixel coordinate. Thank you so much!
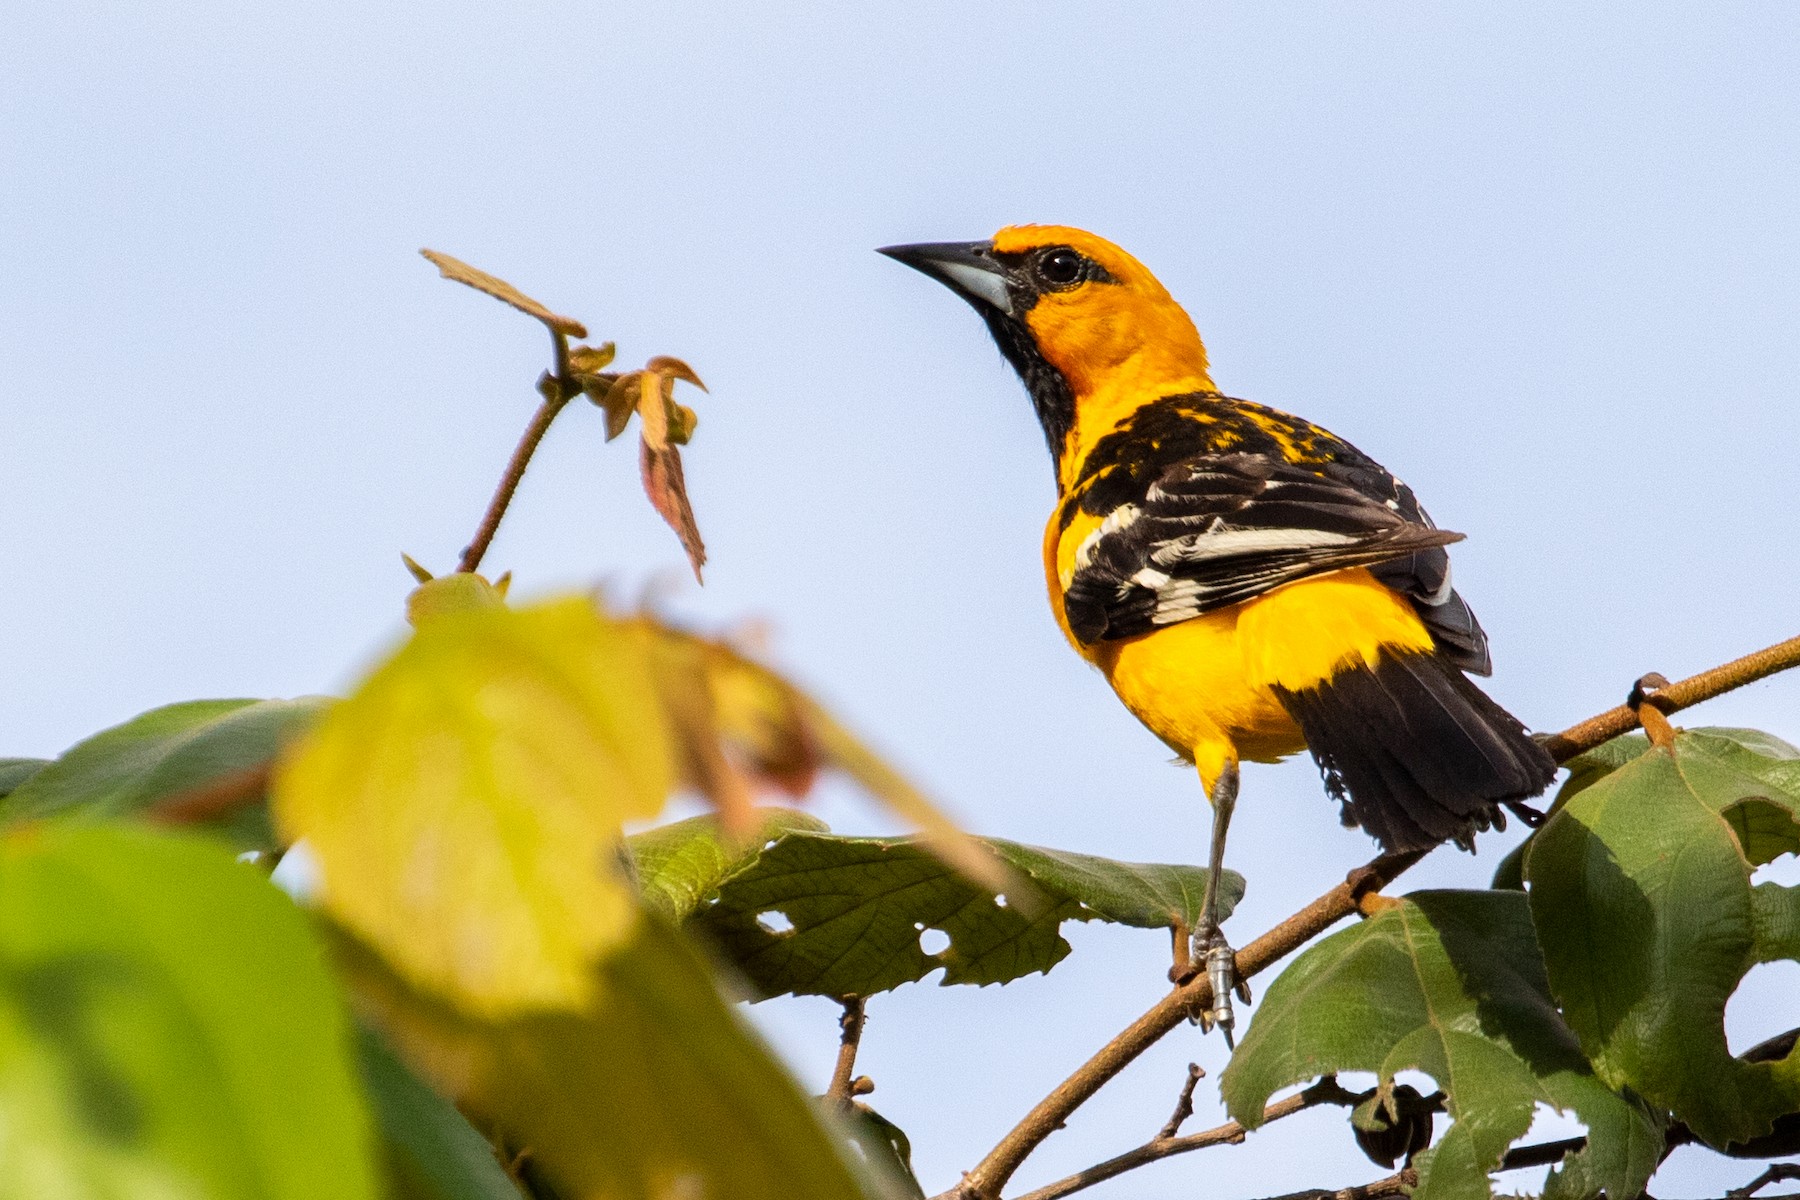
[{"left": 1067, "top": 569, "right": 1437, "bottom": 793}]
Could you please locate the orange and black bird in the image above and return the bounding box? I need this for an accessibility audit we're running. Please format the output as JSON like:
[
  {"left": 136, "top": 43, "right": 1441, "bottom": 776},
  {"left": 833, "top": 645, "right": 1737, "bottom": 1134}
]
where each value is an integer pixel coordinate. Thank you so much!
[{"left": 881, "top": 226, "right": 1556, "bottom": 1035}]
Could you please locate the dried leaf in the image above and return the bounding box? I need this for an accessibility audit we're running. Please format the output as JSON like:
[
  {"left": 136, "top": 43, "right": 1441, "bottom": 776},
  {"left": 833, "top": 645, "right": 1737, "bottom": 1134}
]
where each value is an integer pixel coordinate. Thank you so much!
[
  {"left": 644, "top": 356, "right": 707, "bottom": 392},
  {"left": 640, "top": 439, "right": 706, "bottom": 582},
  {"left": 583, "top": 373, "right": 637, "bottom": 441},
  {"left": 667, "top": 403, "right": 699, "bottom": 446},
  {"left": 420, "top": 249, "right": 587, "bottom": 338},
  {"left": 636, "top": 371, "right": 671, "bottom": 450},
  {"left": 567, "top": 342, "right": 616, "bottom": 373}
]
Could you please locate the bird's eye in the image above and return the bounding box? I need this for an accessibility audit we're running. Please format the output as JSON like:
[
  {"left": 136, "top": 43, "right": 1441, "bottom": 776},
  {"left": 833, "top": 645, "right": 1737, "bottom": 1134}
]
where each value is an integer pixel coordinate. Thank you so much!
[{"left": 1037, "top": 248, "right": 1085, "bottom": 287}]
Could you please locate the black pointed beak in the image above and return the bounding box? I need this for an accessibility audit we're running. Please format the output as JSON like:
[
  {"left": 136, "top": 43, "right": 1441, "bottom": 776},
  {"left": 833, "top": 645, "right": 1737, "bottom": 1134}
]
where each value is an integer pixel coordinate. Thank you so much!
[{"left": 878, "top": 239, "right": 1016, "bottom": 315}]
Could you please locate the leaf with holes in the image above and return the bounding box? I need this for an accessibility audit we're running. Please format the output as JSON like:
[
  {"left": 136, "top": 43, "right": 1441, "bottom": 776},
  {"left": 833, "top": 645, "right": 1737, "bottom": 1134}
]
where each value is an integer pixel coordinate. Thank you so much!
[
  {"left": 338, "top": 912, "right": 882, "bottom": 1200},
  {"left": 1220, "top": 890, "right": 1660, "bottom": 1200},
  {"left": 2, "top": 697, "right": 327, "bottom": 852},
  {"left": 630, "top": 809, "right": 830, "bottom": 922},
  {"left": 1525, "top": 728, "right": 1800, "bottom": 1148},
  {"left": 677, "top": 829, "right": 1241, "bottom": 998}
]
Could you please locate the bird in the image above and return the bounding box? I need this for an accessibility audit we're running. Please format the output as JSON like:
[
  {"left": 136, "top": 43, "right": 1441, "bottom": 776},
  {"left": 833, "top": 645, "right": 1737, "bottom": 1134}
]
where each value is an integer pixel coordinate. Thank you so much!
[{"left": 880, "top": 226, "right": 1556, "bottom": 1038}]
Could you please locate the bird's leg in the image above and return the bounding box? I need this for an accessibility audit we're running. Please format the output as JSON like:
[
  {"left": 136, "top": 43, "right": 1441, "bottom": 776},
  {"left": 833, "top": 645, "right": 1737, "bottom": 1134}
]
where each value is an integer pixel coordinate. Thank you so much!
[{"left": 1192, "top": 758, "right": 1244, "bottom": 1046}]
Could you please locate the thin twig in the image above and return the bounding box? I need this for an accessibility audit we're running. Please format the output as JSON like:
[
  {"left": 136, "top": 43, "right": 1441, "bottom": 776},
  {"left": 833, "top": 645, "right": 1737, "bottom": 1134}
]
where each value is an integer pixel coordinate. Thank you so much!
[
  {"left": 1730, "top": 1164, "right": 1800, "bottom": 1199},
  {"left": 1257, "top": 1167, "right": 1417, "bottom": 1200},
  {"left": 1158, "top": 1064, "right": 1205, "bottom": 1139},
  {"left": 939, "top": 631, "right": 1800, "bottom": 1200},
  {"left": 1013, "top": 1077, "right": 1361, "bottom": 1200},
  {"left": 826, "top": 996, "right": 868, "bottom": 1111},
  {"left": 456, "top": 327, "right": 577, "bottom": 576}
]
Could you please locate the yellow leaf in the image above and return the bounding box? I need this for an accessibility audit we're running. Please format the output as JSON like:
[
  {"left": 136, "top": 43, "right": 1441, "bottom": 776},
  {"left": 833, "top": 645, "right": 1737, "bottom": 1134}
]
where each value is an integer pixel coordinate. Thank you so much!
[
  {"left": 420, "top": 249, "right": 588, "bottom": 338},
  {"left": 404, "top": 572, "right": 507, "bottom": 625},
  {"left": 273, "top": 596, "right": 676, "bottom": 1016}
]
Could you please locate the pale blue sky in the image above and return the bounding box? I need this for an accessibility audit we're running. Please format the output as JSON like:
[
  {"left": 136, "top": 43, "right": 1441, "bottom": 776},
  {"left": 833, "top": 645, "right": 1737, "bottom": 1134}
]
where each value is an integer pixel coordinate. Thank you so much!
[{"left": 5, "top": 3, "right": 1798, "bottom": 1196}]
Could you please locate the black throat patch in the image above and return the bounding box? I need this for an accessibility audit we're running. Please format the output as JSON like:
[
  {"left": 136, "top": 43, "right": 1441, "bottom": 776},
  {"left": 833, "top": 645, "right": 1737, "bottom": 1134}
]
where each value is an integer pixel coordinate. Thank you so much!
[{"left": 978, "top": 307, "right": 1076, "bottom": 465}]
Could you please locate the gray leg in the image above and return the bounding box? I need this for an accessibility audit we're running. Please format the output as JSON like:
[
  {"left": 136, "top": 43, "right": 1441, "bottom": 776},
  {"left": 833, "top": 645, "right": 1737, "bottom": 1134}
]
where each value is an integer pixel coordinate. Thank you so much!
[{"left": 1192, "top": 760, "right": 1243, "bottom": 1046}]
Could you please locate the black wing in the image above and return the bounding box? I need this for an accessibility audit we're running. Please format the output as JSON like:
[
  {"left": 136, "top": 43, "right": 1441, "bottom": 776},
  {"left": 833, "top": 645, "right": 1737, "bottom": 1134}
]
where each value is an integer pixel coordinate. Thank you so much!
[{"left": 1062, "top": 450, "right": 1489, "bottom": 671}]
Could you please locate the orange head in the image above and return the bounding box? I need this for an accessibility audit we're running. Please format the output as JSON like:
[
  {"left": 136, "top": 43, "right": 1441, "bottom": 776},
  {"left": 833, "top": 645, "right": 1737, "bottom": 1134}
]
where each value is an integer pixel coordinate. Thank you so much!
[{"left": 880, "top": 225, "right": 1213, "bottom": 462}]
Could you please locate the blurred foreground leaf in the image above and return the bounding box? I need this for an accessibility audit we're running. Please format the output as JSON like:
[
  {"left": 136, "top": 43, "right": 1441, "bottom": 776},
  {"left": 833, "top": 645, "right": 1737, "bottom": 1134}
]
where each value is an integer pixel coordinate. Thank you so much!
[
  {"left": 0, "top": 759, "right": 49, "bottom": 800},
  {"left": 1526, "top": 729, "right": 1800, "bottom": 1148},
  {"left": 1, "top": 697, "right": 326, "bottom": 852},
  {"left": 358, "top": 1025, "right": 525, "bottom": 1200},
  {"left": 341, "top": 913, "right": 881, "bottom": 1200},
  {"left": 274, "top": 595, "right": 675, "bottom": 1017},
  {"left": 0, "top": 824, "right": 378, "bottom": 1198},
  {"left": 1219, "top": 891, "right": 1659, "bottom": 1200},
  {"left": 636, "top": 621, "right": 1017, "bottom": 896},
  {"left": 642, "top": 822, "right": 1241, "bottom": 998}
]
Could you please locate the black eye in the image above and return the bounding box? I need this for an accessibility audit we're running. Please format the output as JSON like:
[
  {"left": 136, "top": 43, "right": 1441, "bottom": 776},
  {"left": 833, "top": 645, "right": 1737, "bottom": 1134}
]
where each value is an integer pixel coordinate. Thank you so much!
[{"left": 1037, "top": 248, "right": 1085, "bottom": 287}]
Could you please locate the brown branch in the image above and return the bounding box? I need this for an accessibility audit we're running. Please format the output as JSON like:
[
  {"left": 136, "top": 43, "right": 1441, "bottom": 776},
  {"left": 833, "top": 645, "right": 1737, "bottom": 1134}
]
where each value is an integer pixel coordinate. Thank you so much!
[
  {"left": 1257, "top": 1170, "right": 1417, "bottom": 1200},
  {"left": 940, "top": 631, "right": 1800, "bottom": 1200},
  {"left": 1540, "top": 633, "right": 1800, "bottom": 761},
  {"left": 826, "top": 996, "right": 869, "bottom": 1111},
  {"left": 1013, "top": 1076, "right": 1363, "bottom": 1200},
  {"left": 1157, "top": 1063, "right": 1205, "bottom": 1140},
  {"left": 938, "top": 851, "right": 1419, "bottom": 1200},
  {"left": 456, "top": 326, "right": 577, "bottom": 576}
]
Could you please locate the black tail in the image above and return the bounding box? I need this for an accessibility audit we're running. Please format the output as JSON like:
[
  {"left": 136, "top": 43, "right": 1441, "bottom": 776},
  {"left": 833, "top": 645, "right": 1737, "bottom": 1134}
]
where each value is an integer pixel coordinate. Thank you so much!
[{"left": 1275, "top": 651, "right": 1557, "bottom": 853}]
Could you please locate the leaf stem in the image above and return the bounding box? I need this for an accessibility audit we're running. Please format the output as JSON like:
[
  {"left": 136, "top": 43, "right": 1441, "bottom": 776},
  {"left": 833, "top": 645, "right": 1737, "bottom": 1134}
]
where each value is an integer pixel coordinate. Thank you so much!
[
  {"left": 456, "top": 327, "right": 576, "bottom": 576},
  {"left": 826, "top": 996, "right": 869, "bottom": 1111},
  {"left": 939, "top": 629, "right": 1800, "bottom": 1200}
]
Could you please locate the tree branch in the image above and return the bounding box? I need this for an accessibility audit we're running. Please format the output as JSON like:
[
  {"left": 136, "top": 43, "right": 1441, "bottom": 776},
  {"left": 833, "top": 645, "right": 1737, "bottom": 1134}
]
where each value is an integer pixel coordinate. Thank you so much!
[
  {"left": 1256, "top": 1167, "right": 1417, "bottom": 1200},
  {"left": 1540, "top": 633, "right": 1800, "bottom": 761},
  {"left": 456, "top": 326, "right": 577, "bottom": 576},
  {"left": 1011, "top": 1076, "right": 1362, "bottom": 1200},
  {"left": 938, "top": 631, "right": 1800, "bottom": 1200},
  {"left": 826, "top": 996, "right": 868, "bottom": 1111}
]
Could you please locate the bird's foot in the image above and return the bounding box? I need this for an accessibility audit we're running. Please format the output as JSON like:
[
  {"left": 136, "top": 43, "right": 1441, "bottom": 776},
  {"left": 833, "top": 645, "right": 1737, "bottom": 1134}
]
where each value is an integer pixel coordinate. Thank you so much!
[{"left": 1188, "top": 923, "right": 1251, "bottom": 1047}]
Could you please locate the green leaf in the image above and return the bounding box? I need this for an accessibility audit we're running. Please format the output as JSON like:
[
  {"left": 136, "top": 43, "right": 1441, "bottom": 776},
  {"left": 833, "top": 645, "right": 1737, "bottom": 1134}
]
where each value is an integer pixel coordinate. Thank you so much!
[
  {"left": 843, "top": 1106, "right": 925, "bottom": 1200},
  {"left": 1219, "top": 890, "right": 1659, "bottom": 1200},
  {"left": 629, "top": 809, "right": 830, "bottom": 921},
  {"left": 0, "top": 823, "right": 379, "bottom": 1198},
  {"left": 340, "top": 912, "right": 881, "bottom": 1200},
  {"left": 0, "top": 759, "right": 49, "bottom": 800},
  {"left": 358, "top": 1024, "right": 525, "bottom": 1200},
  {"left": 680, "top": 827, "right": 1242, "bottom": 998},
  {"left": 273, "top": 595, "right": 676, "bottom": 1017},
  {"left": 1, "top": 698, "right": 327, "bottom": 852},
  {"left": 1525, "top": 729, "right": 1800, "bottom": 1148}
]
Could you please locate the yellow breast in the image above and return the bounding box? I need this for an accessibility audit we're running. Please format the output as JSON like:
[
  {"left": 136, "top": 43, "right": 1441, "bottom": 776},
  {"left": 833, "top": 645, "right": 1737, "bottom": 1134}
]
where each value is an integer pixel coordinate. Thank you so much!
[{"left": 1044, "top": 512, "right": 1436, "bottom": 792}]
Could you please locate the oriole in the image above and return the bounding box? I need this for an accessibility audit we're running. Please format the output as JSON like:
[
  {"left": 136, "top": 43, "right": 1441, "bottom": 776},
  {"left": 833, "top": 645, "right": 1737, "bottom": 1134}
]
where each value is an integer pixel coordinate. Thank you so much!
[{"left": 881, "top": 226, "right": 1555, "bottom": 1034}]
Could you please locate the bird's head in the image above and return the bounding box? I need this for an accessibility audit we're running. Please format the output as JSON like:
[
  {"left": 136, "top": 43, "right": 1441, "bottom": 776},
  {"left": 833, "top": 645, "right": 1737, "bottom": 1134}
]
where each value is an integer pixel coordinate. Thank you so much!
[{"left": 880, "top": 225, "right": 1212, "bottom": 461}]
